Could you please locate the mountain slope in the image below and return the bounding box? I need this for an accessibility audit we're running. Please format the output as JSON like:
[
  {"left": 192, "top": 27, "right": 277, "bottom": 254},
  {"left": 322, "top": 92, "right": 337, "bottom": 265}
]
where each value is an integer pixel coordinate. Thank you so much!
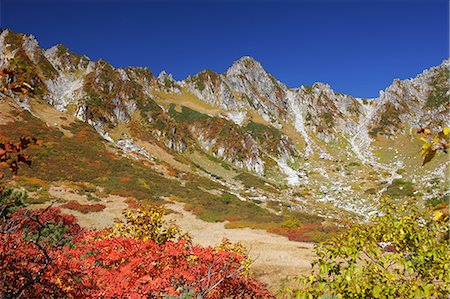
[{"left": 0, "top": 29, "right": 448, "bottom": 221}]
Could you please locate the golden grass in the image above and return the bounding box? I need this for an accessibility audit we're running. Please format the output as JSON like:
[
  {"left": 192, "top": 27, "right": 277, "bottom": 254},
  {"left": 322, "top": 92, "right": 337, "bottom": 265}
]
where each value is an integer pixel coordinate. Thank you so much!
[
  {"left": 153, "top": 88, "right": 222, "bottom": 116},
  {"left": 186, "top": 151, "right": 239, "bottom": 182}
]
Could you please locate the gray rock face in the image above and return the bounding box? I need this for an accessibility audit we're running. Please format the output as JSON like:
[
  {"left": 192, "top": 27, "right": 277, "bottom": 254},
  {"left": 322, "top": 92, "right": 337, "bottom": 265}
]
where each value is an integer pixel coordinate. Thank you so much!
[
  {"left": 2, "top": 29, "right": 448, "bottom": 181},
  {"left": 181, "top": 70, "right": 242, "bottom": 111},
  {"left": 224, "top": 56, "right": 288, "bottom": 115},
  {"left": 157, "top": 70, "right": 181, "bottom": 94},
  {"left": 22, "top": 34, "right": 39, "bottom": 63},
  {"left": 373, "top": 59, "right": 450, "bottom": 132},
  {"left": 181, "top": 57, "right": 289, "bottom": 126},
  {"left": 183, "top": 54, "right": 449, "bottom": 157}
]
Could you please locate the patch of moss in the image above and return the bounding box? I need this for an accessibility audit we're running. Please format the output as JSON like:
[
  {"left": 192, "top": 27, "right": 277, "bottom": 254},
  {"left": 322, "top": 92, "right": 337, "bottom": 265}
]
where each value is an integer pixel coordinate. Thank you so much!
[
  {"left": 425, "top": 67, "right": 449, "bottom": 108},
  {"left": 384, "top": 179, "right": 415, "bottom": 198},
  {"left": 245, "top": 121, "right": 282, "bottom": 140},
  {"left": 426, "top": 193, "right": 449, "bottom": 207},
  {"left": 236, "top": 172, "right": 277, "bottom": 193},
  {"left": 168, "top": 104, "right": 211, "bottom": 123}
]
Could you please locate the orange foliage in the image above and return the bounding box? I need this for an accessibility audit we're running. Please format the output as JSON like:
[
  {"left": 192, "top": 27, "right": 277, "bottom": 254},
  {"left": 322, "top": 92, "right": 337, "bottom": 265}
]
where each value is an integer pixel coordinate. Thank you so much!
[
  {"left": 0, "top": 136, "right": 37, "bottom": 191},
  {"left": 166, "top": 164, "right": 177, "bottom": 177},
  {"left": 0, "top": 208, "right": 274, "bottom": 298}
]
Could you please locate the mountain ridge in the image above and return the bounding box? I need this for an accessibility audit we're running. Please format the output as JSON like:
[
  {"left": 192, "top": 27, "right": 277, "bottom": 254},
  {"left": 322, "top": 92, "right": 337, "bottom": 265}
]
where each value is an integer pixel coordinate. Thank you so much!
[{"left": 0, "top": 28, "right": 448, "bottom": 219}]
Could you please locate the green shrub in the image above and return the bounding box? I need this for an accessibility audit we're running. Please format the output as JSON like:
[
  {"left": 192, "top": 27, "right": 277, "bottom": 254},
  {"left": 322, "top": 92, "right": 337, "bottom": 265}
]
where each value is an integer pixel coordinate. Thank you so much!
[
  {"left": 281, "top": 218, "right": 301, "bottom": 228},
  {"left": 286, "top": 198, "right": 450, "bottom": 298},
  {"left": 0, "top": 187, "right": 26, "bottom": 218},
  {"left": 168, "top": 104, "right": 211, "bottom": 122},
  {"left": 384, "top": 179, "right": 414, "bottom": 198}
]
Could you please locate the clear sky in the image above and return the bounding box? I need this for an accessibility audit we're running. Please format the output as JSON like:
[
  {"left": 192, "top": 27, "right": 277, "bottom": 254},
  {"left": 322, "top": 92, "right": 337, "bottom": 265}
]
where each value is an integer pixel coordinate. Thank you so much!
[{"left": 1, "top": 0, "right": 448, "bottom": 98}]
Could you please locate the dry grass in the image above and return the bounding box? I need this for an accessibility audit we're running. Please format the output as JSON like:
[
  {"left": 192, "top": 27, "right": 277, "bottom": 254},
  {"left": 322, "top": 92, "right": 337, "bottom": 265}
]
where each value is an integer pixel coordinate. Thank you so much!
[
  {"left": 29, "top": 184, "right": 128, "bottom": 229},
  {"left": 134, "top": 139, "right": 192, "bottom": 173},
  {"left": 0, "top": 96, "right": 24, "bottom": 125},
  {"left": 186, "top": 151, "right": 239, "bottom": 182},
  {"left": 29, "top": 98, "right": 77, "bottom": 137},
  {"left": 153, "top": 88, "right": 222, "bottom": 116},
  {"left": 164, "top": 201, "right": 315, "bottom": 292}
]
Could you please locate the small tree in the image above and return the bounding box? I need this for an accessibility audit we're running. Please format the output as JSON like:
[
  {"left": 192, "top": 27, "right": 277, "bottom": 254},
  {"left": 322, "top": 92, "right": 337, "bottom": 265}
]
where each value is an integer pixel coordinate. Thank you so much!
[{"left": 106, "top": 206, "right": 192, "bottom": 245}]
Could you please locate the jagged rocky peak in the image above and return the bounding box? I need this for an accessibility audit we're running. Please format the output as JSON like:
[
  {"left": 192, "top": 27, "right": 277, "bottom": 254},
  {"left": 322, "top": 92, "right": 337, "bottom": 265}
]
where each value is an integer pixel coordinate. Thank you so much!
[
  {"left": 0, "top": 30, "right": 26, "bottom": 64},
  {"left": 224, "top": 56, "right": 287, "bottom": 94},
  {"left": 0, "top": 29, "right": 32, "bottom": 51},
  {"left": 226, "top": 56, "right": 266, "bottom": 77},
  {"left": 44, "top": 44, "right": 93, "bottom": 73},
  {"left": 21, "top": 33, "right": 40, "bottom": 63},
  {"left": 181, "top": 69, "right": 242, "bottom": 111},
  {"left": 0, "top": 30, "right": 13, "bottom": 68},
  {"left": 222, "top": 56, "right": 289, "bottom": 124},
  {"left": 0, "top": 30, "right": 43, "bottom": 66},
  {"left": 157, "top": 70, "right": 181, "bottom": 94},
  {"left": 157, "top": 70, "right": 173, "bottom": 82},
  {"left": 369, "top": 58, "right": 450, "bottom": 134}
]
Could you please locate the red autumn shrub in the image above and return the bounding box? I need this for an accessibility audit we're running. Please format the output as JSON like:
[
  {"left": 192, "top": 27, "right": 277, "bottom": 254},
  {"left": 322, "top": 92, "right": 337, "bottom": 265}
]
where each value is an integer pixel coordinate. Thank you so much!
[
  {"left": 0, "top": 208, "right": 274, "bottom": 298},
  {"left": 6, "top": 207, "right": 84, "bottom": 242},
  {"left": 60, "top": 200, "right": 106, "bottom": 213}
]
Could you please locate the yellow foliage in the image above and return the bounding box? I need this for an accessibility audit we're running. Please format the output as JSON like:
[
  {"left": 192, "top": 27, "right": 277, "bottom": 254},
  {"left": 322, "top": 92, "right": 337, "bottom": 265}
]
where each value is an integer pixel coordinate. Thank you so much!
[
  {"left": 215, "top": 238, "right": 253, "bottom": 275},
  {"left": 20, "top": 177, "right": 49, "bottom": 190},
  {"left": 106, "top": 206, "right": 191, "bottom": 245}
]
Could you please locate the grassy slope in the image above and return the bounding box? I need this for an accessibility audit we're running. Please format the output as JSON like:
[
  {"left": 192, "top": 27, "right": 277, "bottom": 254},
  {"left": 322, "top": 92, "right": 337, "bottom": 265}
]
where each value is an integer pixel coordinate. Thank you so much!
[{"left": 0, "top": 97, "right": 336, "bottom": 242}]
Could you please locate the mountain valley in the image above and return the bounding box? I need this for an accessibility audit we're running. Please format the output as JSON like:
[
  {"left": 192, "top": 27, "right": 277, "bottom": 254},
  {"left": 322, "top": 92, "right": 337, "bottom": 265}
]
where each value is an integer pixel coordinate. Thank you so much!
[{"left": 0, "top": 28, "right": 448, "bottom": 238}]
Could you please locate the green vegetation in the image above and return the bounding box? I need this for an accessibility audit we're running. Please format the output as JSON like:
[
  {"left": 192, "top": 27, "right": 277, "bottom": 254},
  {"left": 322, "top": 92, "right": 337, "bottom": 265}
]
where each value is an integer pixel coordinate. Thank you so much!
[
  {"left": 245, "top": 121, "right": 282, "bottom": 140},
  {"left": 84, "top": 93, "right": 103, "bottom": 107},
  {"left": 396, "top": 168, "right": 406, "bottom": 174},
  {"left": 320, "top": 112, "right": 335, "bottom": 128},
  {"left": 384, "top": 179, "right": 415, "bottom": 198},
  {"left": 235, "top": 172, "right": 277, "bottom": 193},
  {"left": 36, "top": 54, "right": 58, "bottom": 78},
  {"left": 370, "top": 102, "right": 404, "bottom": 136},
  {"left": 186, "top": 70, "right": 217, "bottom": 92},
  {"left": 0, "top": 187, "right": 27, "bottom": 216},
  {"left": 426, "top": 193, "right": 449, "bottom": 207},
  {"left": 185, "top": 191, "right": 280, "bottom": 224},
  {"left": 168, "top": 104, "right": 211, "bottom": 122},
  {"left": 365, "top": 188, "right": 377, "bottom": 195},
  {"left": 0, "top": 111, "right": 298, "bottom": 236},
  {"left": 163, "top": 77, "right": 175, "bottom": 89},
  {"left": 55, "top": 44, "right": 89, "bottom": 68},
  {"left": 347, "top": 161, "right": 360, "bottom": 167},
  {"left": 4, "top": 30, "right": 24, "bottom": 49},
  {"left": 286, "top": 198, "right": 449, "bottom": 298},
  {"left": 207, "top": 154, "right": 232, "bottom": 170},
  {"left": 303, "top": 85, "right": 313, "bottom": 94},
  {"left": 425, "top": 67, "right": 449, "bottom": 108}
]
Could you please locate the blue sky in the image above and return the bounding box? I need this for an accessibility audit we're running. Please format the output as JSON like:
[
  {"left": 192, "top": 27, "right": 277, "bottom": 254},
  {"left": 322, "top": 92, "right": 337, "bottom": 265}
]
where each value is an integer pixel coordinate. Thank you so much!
[{"left": 1, "top": 0, "right": 448, "bottom": 98}]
